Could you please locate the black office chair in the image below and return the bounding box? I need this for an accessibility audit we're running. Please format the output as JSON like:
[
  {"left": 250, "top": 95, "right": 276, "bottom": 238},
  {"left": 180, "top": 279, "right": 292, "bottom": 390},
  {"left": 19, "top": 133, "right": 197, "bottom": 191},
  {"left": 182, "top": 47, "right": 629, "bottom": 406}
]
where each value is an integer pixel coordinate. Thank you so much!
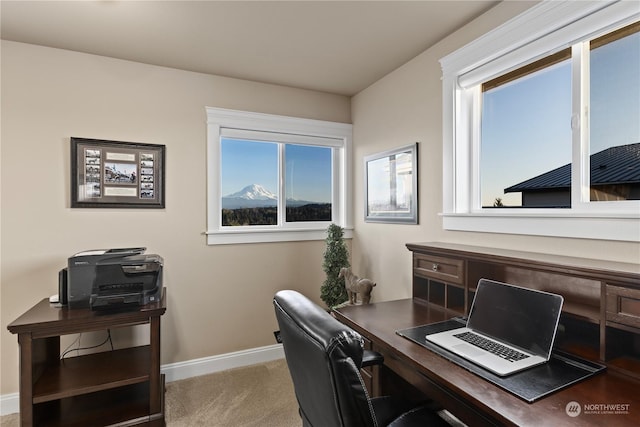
[{"left": 273, "top": 290, "right": 450, "bottom": 427}]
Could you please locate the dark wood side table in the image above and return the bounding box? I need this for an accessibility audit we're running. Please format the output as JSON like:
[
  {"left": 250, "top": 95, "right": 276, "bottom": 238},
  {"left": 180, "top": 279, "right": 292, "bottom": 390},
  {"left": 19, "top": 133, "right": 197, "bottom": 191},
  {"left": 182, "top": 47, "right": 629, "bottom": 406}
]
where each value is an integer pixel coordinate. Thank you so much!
[{"left": 7, "top": 289, "right": 167, "bottom": 427}]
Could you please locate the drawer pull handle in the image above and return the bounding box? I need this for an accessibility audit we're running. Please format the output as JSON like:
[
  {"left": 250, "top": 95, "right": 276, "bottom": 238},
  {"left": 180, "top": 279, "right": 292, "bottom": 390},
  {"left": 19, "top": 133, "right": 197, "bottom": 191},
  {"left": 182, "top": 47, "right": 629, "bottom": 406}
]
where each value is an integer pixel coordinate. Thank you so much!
[{"left": 432, "top": 263, "right": 439, "bottom": 272}]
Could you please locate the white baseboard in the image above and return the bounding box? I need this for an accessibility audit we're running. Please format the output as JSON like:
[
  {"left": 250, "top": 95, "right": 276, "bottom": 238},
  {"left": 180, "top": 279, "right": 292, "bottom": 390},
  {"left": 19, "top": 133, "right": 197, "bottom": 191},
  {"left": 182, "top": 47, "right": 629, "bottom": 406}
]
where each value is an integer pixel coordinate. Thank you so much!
[
  {"left": 161, "top": 343, "right": 285, "bottom": 383},
  {"left": 0, "top": 393, "right": 19, "bottom": 417},
  {"left": 0, "top": 344, "right": 285, "bottom": 416}
]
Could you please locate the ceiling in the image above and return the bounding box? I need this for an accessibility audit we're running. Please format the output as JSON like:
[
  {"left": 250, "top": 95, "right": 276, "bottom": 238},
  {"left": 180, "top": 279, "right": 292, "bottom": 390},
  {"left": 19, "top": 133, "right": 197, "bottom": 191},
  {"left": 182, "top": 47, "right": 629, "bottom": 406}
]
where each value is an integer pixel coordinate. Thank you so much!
[{"left": 1, "top": 1, "right": 499, "bottom": 96}]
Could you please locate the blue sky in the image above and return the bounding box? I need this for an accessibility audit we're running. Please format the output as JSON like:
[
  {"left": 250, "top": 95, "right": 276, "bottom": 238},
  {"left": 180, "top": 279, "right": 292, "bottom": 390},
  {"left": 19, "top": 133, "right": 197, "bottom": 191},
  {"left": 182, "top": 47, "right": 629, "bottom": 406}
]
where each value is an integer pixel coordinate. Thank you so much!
[
  {"left": 285, "top": 144, "right": 332, "bottom": 202},
  {"left": 590, "top": 32, "right": 640, "bottom": 153},
  {"left": 480, "top": 31, "right": 639, "bottom": 207},
  {"left": 221, "top": 139, "right": 278, "bottom": 196},
  {"left": 221, "top": 138, "right": 332, "bottom": 203}
]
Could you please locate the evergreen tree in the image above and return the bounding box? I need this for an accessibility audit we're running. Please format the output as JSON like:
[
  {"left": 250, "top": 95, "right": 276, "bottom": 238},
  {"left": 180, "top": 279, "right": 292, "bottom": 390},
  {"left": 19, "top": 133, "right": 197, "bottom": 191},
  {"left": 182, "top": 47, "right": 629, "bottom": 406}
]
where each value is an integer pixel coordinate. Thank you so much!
[{"left": 320, "top": 224, "right": 350, "bottom": 308}]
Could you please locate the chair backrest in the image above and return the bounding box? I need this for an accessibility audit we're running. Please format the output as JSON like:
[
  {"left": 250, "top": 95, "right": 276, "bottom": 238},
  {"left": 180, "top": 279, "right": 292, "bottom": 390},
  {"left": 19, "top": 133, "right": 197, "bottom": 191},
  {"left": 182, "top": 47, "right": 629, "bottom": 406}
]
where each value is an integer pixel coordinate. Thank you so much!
[{"left": 273, "top": 290, "right": 376, "bottom": 427}]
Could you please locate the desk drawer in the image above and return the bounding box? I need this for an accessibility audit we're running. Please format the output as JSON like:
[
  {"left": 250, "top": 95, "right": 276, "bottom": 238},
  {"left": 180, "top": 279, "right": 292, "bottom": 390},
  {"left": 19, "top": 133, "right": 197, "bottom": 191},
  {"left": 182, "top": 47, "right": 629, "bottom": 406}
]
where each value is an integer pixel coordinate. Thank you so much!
[
  {"left": 607, "top": 285, "right": 640, "bottom": 329},
  {"left": 414, "top": 254, "right": 464, "bottom": 285}
]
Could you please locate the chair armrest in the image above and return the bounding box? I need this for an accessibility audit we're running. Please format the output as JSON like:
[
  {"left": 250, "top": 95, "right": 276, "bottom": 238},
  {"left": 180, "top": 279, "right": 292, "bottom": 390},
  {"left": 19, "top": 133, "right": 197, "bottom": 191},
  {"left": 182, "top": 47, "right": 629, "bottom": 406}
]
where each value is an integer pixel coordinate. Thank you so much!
[{"left": 361, "top": 349, "right": 384, "bottom": 367}]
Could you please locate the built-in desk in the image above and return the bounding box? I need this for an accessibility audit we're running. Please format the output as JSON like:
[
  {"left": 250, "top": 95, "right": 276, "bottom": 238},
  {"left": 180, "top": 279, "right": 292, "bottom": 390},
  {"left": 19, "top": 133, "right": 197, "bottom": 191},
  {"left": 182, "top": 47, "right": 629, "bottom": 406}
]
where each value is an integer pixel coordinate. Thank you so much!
[{"left": 334, "top": 243, "right": 640, "bottom": 426}]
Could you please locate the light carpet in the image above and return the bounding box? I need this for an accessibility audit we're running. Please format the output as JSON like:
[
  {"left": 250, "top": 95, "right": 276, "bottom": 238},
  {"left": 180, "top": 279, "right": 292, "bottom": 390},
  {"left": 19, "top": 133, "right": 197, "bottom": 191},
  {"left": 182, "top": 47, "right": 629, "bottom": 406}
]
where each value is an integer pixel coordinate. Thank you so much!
[
  {"left": 0, "top": 359, "right": 300, "bottom": 427},
  {"left": 1, "top": 358, "right": 464, "bottom": 427}
]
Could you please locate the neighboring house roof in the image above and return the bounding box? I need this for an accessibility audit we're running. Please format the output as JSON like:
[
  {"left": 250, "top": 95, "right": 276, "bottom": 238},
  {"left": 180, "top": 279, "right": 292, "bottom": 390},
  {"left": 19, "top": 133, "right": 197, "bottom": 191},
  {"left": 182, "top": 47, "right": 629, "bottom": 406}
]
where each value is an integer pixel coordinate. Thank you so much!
[{"left": 505, "top": 142, "right": 640, "bottom": 193}]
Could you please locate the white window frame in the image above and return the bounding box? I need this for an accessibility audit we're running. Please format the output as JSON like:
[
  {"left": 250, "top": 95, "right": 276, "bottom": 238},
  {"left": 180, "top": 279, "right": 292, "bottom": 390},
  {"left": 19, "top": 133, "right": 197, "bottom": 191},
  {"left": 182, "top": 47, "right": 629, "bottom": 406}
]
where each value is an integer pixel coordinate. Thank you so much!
[
  {"left": 440, "top": 0, "right": 640, "bottom": 242},
  {"left": 206, "top": 107, "right": 353, "bottom": 245}
]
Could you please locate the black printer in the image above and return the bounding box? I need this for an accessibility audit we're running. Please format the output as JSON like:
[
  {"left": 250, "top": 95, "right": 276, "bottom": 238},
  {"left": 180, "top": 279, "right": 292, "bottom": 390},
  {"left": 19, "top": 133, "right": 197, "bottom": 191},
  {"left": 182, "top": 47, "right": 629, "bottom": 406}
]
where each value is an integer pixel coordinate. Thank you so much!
[{"left": 61, "top": 247, "right": 163, "bottom": 310}]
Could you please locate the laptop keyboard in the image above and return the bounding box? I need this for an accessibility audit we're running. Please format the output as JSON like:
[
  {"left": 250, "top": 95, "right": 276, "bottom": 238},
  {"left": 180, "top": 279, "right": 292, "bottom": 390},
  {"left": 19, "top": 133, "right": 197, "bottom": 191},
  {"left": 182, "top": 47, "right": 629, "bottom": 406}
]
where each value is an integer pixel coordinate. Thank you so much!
[{"left": 454, "top": 331, "right": 529, "bottom": 362}]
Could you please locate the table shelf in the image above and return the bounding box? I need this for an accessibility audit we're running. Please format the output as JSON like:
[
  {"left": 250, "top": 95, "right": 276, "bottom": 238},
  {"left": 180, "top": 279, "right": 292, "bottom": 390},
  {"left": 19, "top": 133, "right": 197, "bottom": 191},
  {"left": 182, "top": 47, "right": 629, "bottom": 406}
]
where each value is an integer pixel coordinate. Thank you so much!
[
  {"left": 33, "top": 376, "right": 164, "bottom": 427},
  {"left": 33, "top": 346, "right": 151, "bottom": 403}
]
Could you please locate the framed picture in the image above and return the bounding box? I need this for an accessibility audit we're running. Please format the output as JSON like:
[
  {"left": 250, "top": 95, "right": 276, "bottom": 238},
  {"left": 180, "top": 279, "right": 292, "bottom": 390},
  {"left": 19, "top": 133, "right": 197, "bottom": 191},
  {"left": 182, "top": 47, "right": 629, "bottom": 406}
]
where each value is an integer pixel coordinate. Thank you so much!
[
  {"left": 364, "top": 143, "right": 418, "bottom": 223},
  {"left": 71, "top": 137, "right": 165, "bottom": 208}
]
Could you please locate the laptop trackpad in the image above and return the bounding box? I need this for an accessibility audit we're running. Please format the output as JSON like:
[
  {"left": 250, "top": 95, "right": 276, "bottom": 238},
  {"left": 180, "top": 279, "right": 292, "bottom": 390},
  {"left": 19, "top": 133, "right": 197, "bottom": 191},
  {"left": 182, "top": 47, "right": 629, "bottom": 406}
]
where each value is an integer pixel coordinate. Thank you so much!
[{"left": 452, "top": 343, "right": 485, "bottom": 358}]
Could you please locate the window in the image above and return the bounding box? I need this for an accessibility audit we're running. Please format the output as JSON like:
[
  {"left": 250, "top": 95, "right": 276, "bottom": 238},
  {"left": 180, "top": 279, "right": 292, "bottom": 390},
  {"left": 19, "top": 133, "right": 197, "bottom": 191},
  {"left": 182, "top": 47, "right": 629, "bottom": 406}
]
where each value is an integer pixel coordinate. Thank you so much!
[
  {"left": 221, "top": 138, "right": 278, "bottom": 226},
  {"left": 285, "top": 144, "right": 333, "bottom": 222},
  {"left": 589, "top": 24, "right": 640, "bottom": 202},
  {"left": 440, "top": 1, "right": 639, "bottom": 241},
  {"left": 206, "top": 107, "right": 352, "bottom": 245},
  {"left": 481, "top": 50, "right": 572, "bottom": 208}
]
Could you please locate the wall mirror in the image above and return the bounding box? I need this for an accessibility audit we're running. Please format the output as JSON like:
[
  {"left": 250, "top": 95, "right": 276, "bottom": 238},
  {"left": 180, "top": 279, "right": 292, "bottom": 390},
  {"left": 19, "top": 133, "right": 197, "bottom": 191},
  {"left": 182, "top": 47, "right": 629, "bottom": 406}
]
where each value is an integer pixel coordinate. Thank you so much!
[{"left": 364, "top": 143, "right": 418, "bottom": 223}]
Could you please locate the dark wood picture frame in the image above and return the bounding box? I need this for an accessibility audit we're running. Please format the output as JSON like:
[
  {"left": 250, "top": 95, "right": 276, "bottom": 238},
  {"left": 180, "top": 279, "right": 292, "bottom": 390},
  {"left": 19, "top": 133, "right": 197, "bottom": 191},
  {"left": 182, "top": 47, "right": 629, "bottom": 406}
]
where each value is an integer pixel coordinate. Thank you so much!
[{"left": 71, "top": 137, "right": 165, "bottom": 208}]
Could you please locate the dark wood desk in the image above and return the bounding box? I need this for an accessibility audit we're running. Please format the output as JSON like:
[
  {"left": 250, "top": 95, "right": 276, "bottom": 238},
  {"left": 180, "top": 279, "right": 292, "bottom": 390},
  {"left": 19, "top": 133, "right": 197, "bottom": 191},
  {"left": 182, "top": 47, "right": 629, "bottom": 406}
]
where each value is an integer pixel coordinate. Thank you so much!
[
  {"left": 335, "top": 298, "right": 640, "bottom": 426},
  {"left": 334, "top": 243, "right": 640, "bottom": 426},
  {"left": 7, "top": 289, "right": 167, "bottom": 427}
]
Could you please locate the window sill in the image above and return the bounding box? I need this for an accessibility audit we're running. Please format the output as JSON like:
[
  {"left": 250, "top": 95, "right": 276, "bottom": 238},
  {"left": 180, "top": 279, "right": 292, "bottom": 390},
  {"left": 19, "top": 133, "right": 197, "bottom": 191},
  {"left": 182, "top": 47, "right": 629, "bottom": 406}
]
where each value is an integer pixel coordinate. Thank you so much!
[
  {"left": 441, "top": 213, "right": 639, "bottom": 242},
  {"left": 206, "top": 227, "right": 353, "bottom": 245}
]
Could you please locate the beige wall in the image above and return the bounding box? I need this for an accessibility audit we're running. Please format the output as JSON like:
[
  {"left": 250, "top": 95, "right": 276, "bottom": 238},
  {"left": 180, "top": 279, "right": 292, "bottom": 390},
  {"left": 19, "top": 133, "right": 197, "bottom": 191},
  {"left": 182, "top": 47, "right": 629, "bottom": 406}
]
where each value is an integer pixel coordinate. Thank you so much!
[
  {"left": 350, "top": 0, "right": 640, "bottom": 303},
  {"left": 0, "top": 41, "right": 351, "bottom": 395}
]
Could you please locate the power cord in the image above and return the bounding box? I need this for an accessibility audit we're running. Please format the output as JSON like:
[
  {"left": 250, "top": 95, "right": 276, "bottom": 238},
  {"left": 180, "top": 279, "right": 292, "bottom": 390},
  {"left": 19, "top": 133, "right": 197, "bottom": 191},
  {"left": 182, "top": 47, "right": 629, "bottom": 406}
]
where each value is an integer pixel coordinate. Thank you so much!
[{"left": 60, "top": 329, "right": 114, "bottom": 359}]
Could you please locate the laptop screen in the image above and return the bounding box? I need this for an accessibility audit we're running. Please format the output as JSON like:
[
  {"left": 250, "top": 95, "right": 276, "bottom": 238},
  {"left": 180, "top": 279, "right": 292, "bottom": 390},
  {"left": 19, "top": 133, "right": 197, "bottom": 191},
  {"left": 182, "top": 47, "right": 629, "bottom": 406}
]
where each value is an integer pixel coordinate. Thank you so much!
[{"left": 467, "top": 279, "right": 564, "bottom": 357}]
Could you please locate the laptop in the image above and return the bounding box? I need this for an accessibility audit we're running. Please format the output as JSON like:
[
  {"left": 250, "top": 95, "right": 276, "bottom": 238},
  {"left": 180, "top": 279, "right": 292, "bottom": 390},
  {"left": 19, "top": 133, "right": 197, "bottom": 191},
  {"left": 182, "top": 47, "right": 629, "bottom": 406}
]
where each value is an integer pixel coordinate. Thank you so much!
[{"left": 426, "top": 278, "right": 564, "bottom": 377}]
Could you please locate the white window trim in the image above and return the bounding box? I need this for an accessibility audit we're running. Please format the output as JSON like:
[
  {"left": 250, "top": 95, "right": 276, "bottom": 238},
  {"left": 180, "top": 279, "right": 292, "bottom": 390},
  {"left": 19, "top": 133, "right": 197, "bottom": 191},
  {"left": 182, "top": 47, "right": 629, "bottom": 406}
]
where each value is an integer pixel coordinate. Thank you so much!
[
  {"left": 206, "top": 107, "right": 353, "bottom": 245},
  {"left": 440, "top": 0, "right": 640, "bottom": 242}
]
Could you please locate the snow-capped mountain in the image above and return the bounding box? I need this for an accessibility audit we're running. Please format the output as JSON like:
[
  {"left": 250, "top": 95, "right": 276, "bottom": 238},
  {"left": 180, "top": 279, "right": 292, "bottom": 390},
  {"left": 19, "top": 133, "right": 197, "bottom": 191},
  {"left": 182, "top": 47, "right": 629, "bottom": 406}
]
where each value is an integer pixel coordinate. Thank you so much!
[
  {"left": 226, "top": 184, "right": 276, "bottom": 201},
  {"left": 222, "top": 184, "right": 324, "bottom": 209},
  {"left": 222, "top": 184, "right": 277, "bottom": 209}
]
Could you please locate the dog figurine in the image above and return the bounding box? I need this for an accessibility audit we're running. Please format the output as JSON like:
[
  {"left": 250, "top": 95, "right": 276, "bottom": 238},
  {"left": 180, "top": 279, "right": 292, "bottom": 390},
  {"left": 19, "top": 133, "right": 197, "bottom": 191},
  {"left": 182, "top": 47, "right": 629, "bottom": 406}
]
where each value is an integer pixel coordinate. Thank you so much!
[{"left": 338, "top": 267, "right": 376, "bottom": 305}]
